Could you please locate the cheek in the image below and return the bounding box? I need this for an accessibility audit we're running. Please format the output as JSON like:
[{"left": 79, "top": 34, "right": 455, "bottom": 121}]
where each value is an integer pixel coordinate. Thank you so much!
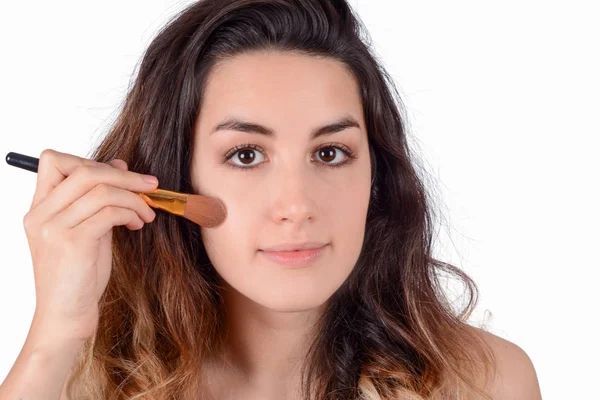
[
  {"left": 331, "top": 195, "right": 369, "bottom": 270},
  {"left": 327, "top": 170, "right": 371, "bottom": 267},
  {"left": 201, "top": 204, "right": 257, "bottom": 257},
  {"left": 199, "top": 194, "right": 261, "bottom": 280},
  {"left": 325, "top": 172, "right": 371, "bottom": 232}
]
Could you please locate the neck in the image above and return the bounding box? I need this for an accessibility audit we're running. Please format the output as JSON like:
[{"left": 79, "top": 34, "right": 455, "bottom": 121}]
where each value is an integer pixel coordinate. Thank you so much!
[{"left": 204, "top": 277, "right": 326, "bottom": 399}]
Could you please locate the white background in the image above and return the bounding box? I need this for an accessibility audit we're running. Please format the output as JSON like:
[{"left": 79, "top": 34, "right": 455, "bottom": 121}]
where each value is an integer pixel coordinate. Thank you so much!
[{"left": 1, "top": 1, "right": 598, "bottom": 398}]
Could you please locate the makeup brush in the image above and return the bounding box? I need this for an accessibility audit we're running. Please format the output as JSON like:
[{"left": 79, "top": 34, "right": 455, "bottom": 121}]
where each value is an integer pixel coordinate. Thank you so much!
[{"left": 5, "top": 152, "right": 227, "bottom": 228}]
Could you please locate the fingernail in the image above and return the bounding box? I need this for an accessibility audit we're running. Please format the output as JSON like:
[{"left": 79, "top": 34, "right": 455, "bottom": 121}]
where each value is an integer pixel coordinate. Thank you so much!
[{"left": 142, "top": 175, "right": 158, "bottom": 185}]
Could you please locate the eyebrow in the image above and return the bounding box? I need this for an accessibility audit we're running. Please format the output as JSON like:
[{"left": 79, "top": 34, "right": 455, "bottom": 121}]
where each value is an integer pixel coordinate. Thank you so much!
[{"left": 210, "top": 115, "right": 361, "bottom": 140}]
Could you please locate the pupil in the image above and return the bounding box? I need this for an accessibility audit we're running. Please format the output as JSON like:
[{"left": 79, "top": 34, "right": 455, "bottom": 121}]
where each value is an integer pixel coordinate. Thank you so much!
[
  {"left": 320, "top": 148, "right": 335, "bottom": 162},
  {"left": 239, "top": 150, "right": 255, "bottom": 164}
]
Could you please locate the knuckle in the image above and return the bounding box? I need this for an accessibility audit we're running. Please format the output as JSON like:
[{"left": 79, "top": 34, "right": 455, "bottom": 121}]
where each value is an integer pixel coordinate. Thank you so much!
[
  {"left": 74, "top": 165, "right": 95, "bottom": 181},
  {"left": 39, "top": 222, "right": 58, "bottom": 241},
  {"left": 62, "top": 230, "right": 79, "bottom": 246},
  {"left": 103, "top": 206, "right": 120, "bottom": 219},
  {"left": 22, "top": 212, "right": 35, "bottom": 233},
  {"left": 128, "top": 208, "right": 139, "bottom": 220},
  {"left": 113, "top": 167, "right": 126, "bottom": 179},
  {"left": 92, "top": 183, "right": 112, "bottom": 197},
  {"left": 38, "top": 149, "right": 56, "bottom": 172},
  {"left": 39, "top": 148, "right": 56, "bottom": 161}
]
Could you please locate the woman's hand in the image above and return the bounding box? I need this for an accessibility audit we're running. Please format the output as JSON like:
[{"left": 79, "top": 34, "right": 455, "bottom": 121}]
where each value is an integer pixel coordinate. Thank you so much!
[{"left": 22, "top": 149, "right": 159, "bottom": 343}]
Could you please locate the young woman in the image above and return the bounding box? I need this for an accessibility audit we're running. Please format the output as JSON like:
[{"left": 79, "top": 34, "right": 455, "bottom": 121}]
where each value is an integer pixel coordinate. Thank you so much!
[{"left": 0, "top": 0, "right": 541, "bottom": 399}]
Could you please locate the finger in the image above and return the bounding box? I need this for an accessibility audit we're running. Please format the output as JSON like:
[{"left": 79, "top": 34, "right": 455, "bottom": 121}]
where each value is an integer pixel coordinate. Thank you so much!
[
  {"left": 77, "top": 206, "right": 145, "bottom": 239},
  {"left": 32, "top": 164, "right": 158, "bottom": 225},
  {"left": 53, "top": 184, "right": 156, "bottom": 230},
  {"left": 30, "top": 149, "right": 113, "bottom": 211},
  {"left": 110, "top": 159, "right": 128, "bottom": 171}
]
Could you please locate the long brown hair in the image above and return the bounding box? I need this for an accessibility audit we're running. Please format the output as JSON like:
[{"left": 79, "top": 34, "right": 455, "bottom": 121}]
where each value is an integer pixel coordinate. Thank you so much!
[{"left": 65, "top": 0, "right": 496, "bottom": 398}]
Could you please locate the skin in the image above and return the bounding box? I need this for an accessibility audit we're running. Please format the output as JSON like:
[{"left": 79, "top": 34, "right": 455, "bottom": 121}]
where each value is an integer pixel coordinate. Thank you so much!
[
  {"left": 188, "top": 50, "right": 542, "bottom": 399},
  {"left": 477, "top": 328, "right": 543, "bottom": 399},
  {"left": 190, "top": 50, "right": 372, "bottom": 399}
]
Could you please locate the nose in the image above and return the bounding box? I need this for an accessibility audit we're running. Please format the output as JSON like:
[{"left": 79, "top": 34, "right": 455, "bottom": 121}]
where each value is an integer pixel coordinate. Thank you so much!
[{"left": 269, "top": 167, "right": 318, "bottom": 225}]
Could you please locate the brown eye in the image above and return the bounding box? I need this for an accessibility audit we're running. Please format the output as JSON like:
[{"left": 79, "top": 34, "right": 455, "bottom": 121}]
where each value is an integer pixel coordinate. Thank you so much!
[
  {"left": 237, "top": 149, "right": 256, "bottom": 165},
  {"left": 311, "top": 143, "right": 356, "bottom": 169},
  {"left": 318, "top": 146, "right": 337, "bottom": 163},
  {"left": 223, "top": 143, "right": 265, "bottom": 169},
  {"left": 223, "top": 142, "right": 355, "bottom": 171}
]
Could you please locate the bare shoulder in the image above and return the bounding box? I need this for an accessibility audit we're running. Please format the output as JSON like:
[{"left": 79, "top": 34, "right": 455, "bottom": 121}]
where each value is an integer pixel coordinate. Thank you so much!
[{"left": 471, "top": 326, "right": 542, "bottom": 399}]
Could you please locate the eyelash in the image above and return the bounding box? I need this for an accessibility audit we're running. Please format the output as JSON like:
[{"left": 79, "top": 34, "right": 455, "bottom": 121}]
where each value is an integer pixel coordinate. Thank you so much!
[{"left": 222, "top": 142, "right": 357, "bottom": 171}]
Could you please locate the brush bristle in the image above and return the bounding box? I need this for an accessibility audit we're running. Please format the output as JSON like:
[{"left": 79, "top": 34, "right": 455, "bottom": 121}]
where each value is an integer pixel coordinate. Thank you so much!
[{"left": 183, "top": 194, "right": 227, "bottom": 227}]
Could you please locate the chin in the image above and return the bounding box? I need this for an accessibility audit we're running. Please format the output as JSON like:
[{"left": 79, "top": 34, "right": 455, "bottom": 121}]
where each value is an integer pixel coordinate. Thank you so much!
[{"left": 249, "top": 287, "right": 332, "bottom": 313}]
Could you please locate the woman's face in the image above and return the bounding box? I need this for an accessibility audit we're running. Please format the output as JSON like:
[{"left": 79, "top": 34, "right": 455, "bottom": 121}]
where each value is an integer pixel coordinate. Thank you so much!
[{"left": 191, "top": 51, "right": 371, "bottom": 312}]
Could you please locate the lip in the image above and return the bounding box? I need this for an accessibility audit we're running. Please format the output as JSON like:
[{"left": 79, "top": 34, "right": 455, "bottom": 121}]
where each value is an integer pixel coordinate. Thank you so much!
[
  {"left": 261, "top": 241, "right": 327, "bottom": 252},
  {"left": 259, "top": 244, "right": 327, "bottom": 268}
]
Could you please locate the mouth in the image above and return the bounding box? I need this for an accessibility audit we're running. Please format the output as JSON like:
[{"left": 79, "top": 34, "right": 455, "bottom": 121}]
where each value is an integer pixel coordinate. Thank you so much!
[
  {"left": 259, "top": 241, "right": 328, "bottom": 252},
  {"left": 258, "top": 244, "right": 328, "bottom": 268}
]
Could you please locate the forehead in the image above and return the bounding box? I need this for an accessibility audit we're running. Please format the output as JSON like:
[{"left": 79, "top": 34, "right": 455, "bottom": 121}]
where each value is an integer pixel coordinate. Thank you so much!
[{"left": 197, "top": 51, "right": 364, "bottom": 131}]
